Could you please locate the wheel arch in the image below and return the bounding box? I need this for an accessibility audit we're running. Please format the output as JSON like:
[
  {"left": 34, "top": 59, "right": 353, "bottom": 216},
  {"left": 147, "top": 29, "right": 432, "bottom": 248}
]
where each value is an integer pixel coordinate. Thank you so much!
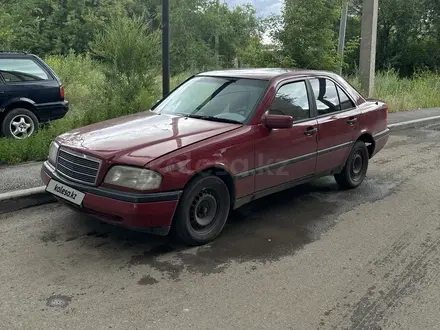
[
  {"left": 1, "top": 98, "right": 38, "bottom": 119},
  {"left": 357, "top": 132, "right": 375, "bottom": 158},
  {"left": 183, "top": 165, "right": 236, "bottom": 209}
]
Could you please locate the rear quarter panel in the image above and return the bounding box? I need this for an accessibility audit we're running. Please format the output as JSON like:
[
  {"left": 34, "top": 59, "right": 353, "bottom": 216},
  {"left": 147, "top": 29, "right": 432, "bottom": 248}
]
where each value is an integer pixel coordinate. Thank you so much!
[
  {"left": 356, "top": 101, "right": 388, "bottom": 138},
  {"left": 357, "top": 101, "right": 389, "bottom": 157}
]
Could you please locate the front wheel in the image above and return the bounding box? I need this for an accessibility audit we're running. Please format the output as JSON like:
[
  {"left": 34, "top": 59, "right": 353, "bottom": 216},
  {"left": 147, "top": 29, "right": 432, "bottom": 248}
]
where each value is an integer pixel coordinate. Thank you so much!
[
  {"left": 335, "top": 141, "right": 369, "bottom": 190},
  {"left": 172, "top": 175, "right": 231, "bottom": 246}
]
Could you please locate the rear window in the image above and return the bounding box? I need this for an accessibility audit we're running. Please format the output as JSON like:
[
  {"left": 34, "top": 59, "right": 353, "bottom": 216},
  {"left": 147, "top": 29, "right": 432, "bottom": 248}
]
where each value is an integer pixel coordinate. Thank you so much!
[{"left": 0, "top": 58, "right": 50, "bottom": 82}]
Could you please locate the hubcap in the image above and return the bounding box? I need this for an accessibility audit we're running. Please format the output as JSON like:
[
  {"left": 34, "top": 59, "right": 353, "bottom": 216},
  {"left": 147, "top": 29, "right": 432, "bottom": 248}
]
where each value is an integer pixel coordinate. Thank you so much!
[
  {"left": 190, "top": 190, "right": 218, "bottom": 230},
  {"left": 352, "top": 154, "right": 363, "bottom": 174},
  {"left": 350, "top": 151, "right": 364, "bottom": 181},
  {"left": 10, "top": 115, "right": 34, "bottom": 139}
]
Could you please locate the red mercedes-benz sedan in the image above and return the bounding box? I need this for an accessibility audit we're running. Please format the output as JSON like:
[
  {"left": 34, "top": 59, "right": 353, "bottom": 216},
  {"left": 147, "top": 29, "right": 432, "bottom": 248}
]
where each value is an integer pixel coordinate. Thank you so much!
[{"left": 41, "top": 68, "right": 389, "bottom": 245}]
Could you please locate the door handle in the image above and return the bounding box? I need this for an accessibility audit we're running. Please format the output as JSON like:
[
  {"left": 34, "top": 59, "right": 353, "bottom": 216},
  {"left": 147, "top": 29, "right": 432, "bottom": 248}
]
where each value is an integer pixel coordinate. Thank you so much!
[
  {"left": 347, "top": 117, "right": 358, "bottom": 125},
  {"left": 304, "top": 127, "right": 318, "bottom": 136}
]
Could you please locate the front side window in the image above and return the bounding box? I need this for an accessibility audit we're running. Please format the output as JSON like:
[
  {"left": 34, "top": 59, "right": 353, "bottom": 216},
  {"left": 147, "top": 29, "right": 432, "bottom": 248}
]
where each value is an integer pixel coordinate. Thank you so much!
[
  {"left": 269, "top": 81, "right": 310, "bottom": 121},
  {"left": 153, "top": 76, "right": 268, "bottom": 124},
  {"left": 309, "top": 78, "right": 341, "bottom": 115},
  {"left": 0, "top": 58, "right": 49, "bottom": 83}
]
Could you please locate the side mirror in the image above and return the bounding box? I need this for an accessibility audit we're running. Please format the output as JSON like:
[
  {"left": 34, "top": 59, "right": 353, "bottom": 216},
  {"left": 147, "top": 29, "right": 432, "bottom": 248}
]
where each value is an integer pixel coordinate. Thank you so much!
[{"left": 263, "top": 114, "right": 294, "bottom": 129}]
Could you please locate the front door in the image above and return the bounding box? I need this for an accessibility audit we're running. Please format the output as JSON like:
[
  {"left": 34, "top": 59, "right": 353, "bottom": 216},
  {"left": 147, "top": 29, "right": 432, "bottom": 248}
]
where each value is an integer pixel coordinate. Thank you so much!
[
  {"left": 308, "top": 77, "right": 360, "bottom": 173},
  {"left": 255, "top": 80, "right": 318, "bottom": 192}
]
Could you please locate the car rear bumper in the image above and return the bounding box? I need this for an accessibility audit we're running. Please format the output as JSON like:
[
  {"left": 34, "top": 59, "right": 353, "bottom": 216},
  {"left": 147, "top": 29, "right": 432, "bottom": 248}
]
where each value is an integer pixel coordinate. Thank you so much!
[
  {"left": 36, "top": 101, "right": 69, "bottom": 122},
  {"left": 41, "top": 161, "right": 181, "bottom": 235}
]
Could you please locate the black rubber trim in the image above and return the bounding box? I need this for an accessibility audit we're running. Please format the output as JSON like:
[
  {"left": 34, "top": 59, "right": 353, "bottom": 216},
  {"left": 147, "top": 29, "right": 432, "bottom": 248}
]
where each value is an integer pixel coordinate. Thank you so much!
[
  {"left": 235, "top": 152, "right": 317, "bottom": 180},
  {"left": 373, "top": 128, "right": 390, "bottom": 140},
  {"left": 235, "top": 141, "right": 353, "bottom": 180},
  {"left": 317, "top": 141, "right": 353, "bottom": 156},
  {"left": 43, "top": 162, "right": 182, "bottom": 203}
]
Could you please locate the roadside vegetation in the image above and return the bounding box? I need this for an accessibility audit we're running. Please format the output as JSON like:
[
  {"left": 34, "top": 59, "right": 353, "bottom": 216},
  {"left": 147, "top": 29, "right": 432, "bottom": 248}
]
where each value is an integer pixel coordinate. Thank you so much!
[{"left": 1, "top": 0, "right": 440, "bottom": 164}]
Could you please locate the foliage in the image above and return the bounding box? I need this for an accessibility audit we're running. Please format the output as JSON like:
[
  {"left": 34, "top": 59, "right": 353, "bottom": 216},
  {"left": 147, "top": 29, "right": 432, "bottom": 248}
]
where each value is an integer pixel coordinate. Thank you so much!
[
  {"left": 346, "top": 0, "right": 440, "bottom": 76},
  {"left": 348, "top": 70, "right": 440, "bottom": 112},
  {"left": 276, "top": 0, "right": 341, "bottom": 70},
  {"left": 90, "top": 14, "right": 161, "bottom": 118}
]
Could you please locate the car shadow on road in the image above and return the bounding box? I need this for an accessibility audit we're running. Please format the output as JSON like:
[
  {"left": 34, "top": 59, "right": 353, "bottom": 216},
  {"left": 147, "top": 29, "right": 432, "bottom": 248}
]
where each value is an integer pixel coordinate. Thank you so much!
[{"left": 45, "top": 175, "right": 397, "bottom": 280}]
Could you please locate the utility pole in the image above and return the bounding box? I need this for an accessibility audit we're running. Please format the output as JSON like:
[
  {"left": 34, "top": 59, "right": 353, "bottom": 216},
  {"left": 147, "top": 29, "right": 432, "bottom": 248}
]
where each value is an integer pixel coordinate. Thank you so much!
[
  {"left": 215, "top": 0, "right": 220, "bottom": 67},
  {"left": 359, "top": 0, "right": 379, "bottom": 97},
  {"left": 162, "top": 0, "right": 170, "bottom": 97},
  {"left": 337, "top": 0, "right": 349, "bottom": 75}
]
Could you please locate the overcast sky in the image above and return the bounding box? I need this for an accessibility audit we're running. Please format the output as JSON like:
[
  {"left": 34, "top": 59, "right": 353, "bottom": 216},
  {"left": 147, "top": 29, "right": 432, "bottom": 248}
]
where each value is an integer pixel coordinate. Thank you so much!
[{"left": 225, "top": 0, "right": 283, "bottom": 17}]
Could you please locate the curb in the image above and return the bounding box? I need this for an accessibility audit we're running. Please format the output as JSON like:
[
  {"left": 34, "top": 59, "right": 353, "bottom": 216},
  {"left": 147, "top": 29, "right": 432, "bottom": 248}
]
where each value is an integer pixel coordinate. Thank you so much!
[
  {"left": 388, "top": 115, "right": 440, "bottom": 132},
  {"left": 0, "top": 186, "right": 55, "bottom": 214},
  {"left": 1, "top": 114, "right": 440, "bottom": 215}
]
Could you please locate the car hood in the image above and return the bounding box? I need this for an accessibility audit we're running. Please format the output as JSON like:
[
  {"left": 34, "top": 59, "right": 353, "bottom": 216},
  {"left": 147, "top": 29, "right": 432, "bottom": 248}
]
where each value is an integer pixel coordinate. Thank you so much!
[{"left": 56, "top": 111, "right": 241, "bottom": 166}]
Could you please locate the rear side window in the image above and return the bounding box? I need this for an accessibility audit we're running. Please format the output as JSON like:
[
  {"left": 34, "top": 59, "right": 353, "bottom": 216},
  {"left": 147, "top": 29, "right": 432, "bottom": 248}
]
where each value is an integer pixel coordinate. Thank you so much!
[
  {"left": 0, "top": 58, "right": 50, "bottom": 83},
  {"left": 337, "top": 86, "right": 356, "bottom": 110},
  {"left": 309, "top": 78, "right": 341, "bottom": 115},
  {"left": 309, "top": 78, "right": 356, "bottom": 115}
]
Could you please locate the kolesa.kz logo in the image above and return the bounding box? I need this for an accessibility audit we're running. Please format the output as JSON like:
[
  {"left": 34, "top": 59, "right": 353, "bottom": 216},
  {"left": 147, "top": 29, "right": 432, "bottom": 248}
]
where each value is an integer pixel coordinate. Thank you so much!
[{"left": 54, "top": 183, "right": 77, "bottom": 200}]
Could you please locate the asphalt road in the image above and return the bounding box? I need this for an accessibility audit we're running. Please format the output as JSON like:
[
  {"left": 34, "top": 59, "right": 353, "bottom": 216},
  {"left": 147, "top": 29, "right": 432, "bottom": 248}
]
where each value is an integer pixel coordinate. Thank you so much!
[
  {"left": 1, "top": 126, "right": 440, "bottom": 330},
  {"left": 0, "top": 162, "right": 43, "bottom": 194}
]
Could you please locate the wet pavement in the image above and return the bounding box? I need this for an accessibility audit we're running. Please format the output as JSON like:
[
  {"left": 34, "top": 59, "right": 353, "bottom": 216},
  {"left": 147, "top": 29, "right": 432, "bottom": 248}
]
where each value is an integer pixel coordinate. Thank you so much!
[{"left": 1, "top": 125, "right": 440, "bottom": 329}]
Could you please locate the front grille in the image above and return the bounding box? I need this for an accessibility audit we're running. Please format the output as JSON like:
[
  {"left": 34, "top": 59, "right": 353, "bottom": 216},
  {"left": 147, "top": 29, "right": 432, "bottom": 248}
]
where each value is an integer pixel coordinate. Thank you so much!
[{"left": 56, "top": 148, "right": 101, "bottom": 185}]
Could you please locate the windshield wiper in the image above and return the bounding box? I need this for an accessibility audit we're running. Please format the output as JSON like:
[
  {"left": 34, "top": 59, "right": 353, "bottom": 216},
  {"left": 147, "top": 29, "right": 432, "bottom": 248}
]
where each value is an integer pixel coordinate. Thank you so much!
[{"left": 187, "top": 114, "right": 243, "bottom": 125}]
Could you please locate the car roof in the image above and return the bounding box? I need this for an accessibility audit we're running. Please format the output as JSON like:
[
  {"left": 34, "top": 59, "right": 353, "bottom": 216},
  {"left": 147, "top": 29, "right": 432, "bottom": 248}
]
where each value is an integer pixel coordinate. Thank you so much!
[
  {"left": 197, "top": 68, "right": 339, "bottom": 80},
  {"left": 0, "top": 51, "right": 36, "bottom": 59}
]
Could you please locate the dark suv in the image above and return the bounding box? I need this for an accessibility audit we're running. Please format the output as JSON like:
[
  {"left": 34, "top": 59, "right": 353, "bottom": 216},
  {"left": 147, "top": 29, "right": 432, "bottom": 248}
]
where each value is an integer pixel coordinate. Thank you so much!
[{"left": 0, "top": 51, "right": 69, "bottom": 139}]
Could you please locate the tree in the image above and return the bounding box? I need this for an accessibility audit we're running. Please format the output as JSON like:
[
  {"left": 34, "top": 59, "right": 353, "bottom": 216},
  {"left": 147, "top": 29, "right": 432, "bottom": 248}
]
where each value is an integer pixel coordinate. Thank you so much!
[{"left": 277, "top": 0, "right": 341, "bottom": 70}]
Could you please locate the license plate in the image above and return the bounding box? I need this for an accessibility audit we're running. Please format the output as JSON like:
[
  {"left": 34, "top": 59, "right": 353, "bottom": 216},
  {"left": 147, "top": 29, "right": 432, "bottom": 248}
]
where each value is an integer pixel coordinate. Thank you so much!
[{"left": 46, "top": 179, "right": 85, "bottom": 206}]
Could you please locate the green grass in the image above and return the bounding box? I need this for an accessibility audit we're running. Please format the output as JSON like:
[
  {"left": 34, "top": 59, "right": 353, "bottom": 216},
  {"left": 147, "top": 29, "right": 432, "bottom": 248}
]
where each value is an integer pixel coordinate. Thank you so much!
[
  {"left": 0, "top": 56, "right": 439, "bottom": 165},
  {"left": 348, "top": 70, "right": 440, "bottom": 112}
]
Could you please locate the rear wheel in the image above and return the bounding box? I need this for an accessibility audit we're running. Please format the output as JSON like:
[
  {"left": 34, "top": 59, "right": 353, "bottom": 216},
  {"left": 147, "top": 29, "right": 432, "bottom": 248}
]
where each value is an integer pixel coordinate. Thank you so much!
[
  {"left": 172, "top": 175, "right": 230, "bottom": 246},
  {"left": 1, "top": 108, "right": 39, "bottom": 139},
  {"left": 335, "top": 140, "right": 369, "bottom": 189}
]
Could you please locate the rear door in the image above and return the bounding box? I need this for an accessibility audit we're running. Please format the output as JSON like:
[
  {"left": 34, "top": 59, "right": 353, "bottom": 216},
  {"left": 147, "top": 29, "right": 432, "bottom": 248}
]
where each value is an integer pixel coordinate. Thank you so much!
[
  {"left": 308, "top": 77, "right": 360, "bottom": 174},
  {"left": 254, "top": 79, "right": 318, "bottom": 192}
]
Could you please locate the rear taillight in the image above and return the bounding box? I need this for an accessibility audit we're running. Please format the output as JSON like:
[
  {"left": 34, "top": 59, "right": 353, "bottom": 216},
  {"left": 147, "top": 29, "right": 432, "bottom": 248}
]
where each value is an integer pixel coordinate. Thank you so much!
[{"left": 60, "top": 85, "right": 65, "bottom": 99}]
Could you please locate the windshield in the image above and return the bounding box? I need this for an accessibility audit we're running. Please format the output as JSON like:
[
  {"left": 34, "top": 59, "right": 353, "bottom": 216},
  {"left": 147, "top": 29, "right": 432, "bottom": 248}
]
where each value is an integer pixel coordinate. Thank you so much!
[{"left": 153, "top": 76, "right": 268, "bottom": 124}]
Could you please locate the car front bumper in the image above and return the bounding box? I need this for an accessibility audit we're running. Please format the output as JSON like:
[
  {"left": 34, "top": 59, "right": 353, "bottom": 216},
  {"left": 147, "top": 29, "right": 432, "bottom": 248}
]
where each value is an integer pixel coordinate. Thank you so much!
[{"left": 41, "top": 161, "right": 182, "bottom": 235}]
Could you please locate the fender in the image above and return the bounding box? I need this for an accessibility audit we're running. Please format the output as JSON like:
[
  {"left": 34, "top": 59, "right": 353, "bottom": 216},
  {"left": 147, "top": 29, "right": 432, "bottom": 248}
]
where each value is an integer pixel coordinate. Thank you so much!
[{"left": 0, "top": 97, "right": 36, "bottom": 113}]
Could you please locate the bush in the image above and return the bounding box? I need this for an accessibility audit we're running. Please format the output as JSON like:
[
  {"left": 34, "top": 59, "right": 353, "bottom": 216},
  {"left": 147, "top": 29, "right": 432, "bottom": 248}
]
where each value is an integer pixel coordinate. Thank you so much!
[{"left": 348, "top": 70, "right": 440, "bottom": 112}]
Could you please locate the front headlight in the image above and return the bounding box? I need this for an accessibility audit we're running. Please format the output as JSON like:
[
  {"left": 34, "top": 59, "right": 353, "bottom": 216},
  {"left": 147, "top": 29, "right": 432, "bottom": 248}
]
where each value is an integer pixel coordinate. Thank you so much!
[
  {"left": 48, "top": 141, "right": 59, "bottom": 165},
  {"left": 104, "top": 166, "right": 162, "bottom": 191}
]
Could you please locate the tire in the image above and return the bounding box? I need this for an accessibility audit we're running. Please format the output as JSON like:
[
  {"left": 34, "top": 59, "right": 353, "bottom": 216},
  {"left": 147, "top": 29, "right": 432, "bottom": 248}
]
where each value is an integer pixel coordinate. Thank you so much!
[
  {"left": 172, "top": 175, "right": 231, "bottom": 246},
  {"left": 1, "top": 108, "right": 39, "bottom": 139},
  {"left": 335, "top": 140, "right": 369, "bottom": 190}
]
